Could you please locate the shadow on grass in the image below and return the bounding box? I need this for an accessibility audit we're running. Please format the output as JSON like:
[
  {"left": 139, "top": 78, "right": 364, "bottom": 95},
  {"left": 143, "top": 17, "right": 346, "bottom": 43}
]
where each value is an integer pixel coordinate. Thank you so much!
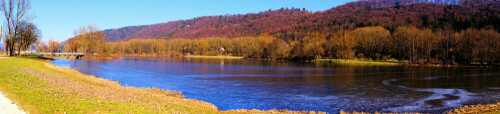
[{"left": 13, "top": 55, "right": 55, "bottom": 61}]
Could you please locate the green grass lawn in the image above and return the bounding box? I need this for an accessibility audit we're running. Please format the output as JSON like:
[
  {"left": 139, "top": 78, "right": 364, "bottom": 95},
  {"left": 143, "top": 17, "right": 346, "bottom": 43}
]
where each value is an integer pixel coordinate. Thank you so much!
[
  {"left": 0, "top": 56, "right": 219, "bottom": 113},
  {"left": 316, "top": 59, "right": 404, "bottom": 65}
]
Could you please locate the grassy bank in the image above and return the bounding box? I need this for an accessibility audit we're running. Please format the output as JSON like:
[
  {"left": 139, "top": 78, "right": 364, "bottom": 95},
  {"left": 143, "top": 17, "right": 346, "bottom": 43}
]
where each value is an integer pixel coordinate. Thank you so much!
[
  {"left": 0, "top": 56, "right": 218, "bottom": 113},
  {"left": 0, "top": 56, "right": 321, "bottom": 114},
  {"left": 316, "top": 59, "right": 404, "bottom": 65},
  {"left": 185, "top": 55, "right": 244, "bottom": 59}
]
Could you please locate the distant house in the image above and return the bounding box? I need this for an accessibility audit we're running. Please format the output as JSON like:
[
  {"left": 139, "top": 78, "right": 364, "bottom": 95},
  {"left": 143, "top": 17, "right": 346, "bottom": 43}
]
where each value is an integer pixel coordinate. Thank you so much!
[
  {"left": 216, "top": 47, "right": 225, "bottom": 55},
  {"left": 216, "top": 47, "right": 225, "bottom": 52},
  {"left": 183, "top": 52, "right": 193, "bottom": 55}
]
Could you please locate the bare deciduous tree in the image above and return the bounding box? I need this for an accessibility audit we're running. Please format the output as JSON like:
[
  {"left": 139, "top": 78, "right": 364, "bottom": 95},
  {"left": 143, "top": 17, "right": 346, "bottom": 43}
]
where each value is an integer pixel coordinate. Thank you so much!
[
  {"left": 67, "top": 24, "right": 105, "bottom": 54},
  {"left": 1, "top": 0, "right": 32, "bottom": 56},
  {"left": 16, "top": 22, "right": 39, "bottom": 55}
]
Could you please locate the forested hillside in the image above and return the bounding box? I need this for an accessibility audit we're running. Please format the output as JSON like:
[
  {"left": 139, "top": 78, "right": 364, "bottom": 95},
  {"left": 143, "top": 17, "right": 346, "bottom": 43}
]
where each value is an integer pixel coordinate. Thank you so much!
[
  {"left": 60, "top": 0, "right": 500, "bottom": 65},
  {"left": 103, "top": 0, "right": 500, "bottom": 42}
]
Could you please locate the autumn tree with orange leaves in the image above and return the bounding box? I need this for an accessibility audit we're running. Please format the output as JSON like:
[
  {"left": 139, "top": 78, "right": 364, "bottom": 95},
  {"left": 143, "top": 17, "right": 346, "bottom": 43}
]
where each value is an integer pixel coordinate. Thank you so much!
[
  {"left": 67, "top": 25, "right": 106, "bottom": 54},
  {"left": 328, "top": 30, "right": 356, "bottom": 61}
]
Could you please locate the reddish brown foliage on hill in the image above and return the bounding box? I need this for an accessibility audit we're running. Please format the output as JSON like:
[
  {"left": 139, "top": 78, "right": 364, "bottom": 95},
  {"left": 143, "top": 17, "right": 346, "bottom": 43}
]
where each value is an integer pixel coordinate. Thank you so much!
[{"left": 102, "top": 0, "right": 500, "bottom": 42}]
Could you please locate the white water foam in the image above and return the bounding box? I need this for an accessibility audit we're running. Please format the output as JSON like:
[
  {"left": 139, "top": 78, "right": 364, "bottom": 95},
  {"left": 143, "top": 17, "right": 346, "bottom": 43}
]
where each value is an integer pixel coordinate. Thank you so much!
[{"left": 382, "top": 77, "right": 475, "bottom": 112}]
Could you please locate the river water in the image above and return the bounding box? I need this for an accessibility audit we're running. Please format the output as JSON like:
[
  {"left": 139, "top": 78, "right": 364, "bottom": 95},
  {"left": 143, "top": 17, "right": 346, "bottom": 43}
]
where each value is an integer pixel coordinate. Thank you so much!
[{"left": 50, "top": 57, "right": 500, "bottom": 113}]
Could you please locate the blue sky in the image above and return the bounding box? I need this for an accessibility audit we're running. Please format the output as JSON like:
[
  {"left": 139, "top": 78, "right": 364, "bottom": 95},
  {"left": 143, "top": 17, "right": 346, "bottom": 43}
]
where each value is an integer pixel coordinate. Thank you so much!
[{"left": 29, "top": 0, "right": 356, "bottom": 42}]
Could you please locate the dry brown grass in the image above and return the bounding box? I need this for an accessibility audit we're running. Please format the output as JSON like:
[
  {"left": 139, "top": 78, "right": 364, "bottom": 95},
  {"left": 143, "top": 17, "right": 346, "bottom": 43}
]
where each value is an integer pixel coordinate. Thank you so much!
[
  {"left": 447, "top": 102, "right": 500, "bottom": 114},
  {"left": 31, "top": 62, "right": 218, "bottom": 113}
]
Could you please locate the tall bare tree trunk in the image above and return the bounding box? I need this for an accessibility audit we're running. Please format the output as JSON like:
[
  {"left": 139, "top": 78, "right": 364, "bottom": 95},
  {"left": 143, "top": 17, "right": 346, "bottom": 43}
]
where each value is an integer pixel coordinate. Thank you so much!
[{"left": 1, "top": 0, "right": 32, "bottom": 56}]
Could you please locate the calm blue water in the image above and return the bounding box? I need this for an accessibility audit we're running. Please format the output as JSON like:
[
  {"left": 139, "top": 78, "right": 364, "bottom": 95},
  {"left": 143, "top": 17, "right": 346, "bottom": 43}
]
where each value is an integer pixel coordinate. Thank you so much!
[{"left": 50, "top": 57, "right": 500, "bottom": 113}]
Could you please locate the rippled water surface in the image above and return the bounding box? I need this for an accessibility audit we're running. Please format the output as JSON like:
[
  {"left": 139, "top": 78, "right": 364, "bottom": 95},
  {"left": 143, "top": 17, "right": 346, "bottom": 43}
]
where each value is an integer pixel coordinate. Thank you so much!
[{"left": 50, "top": 57, "right": 500, "bottom": 113}]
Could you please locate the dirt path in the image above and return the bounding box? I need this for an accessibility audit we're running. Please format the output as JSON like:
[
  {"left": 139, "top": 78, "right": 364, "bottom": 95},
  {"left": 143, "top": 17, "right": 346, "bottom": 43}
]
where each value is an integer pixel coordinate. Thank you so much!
[{"left": 0, "top": 92, "right": 25, "bottom": 114}]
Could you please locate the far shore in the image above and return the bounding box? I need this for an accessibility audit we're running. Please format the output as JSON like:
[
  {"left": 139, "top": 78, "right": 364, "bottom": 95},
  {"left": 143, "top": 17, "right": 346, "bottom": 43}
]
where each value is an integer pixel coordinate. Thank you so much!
[
  {"left": 11, "top": 53, "right": 500, "bottom": 67},
  {"left": 185, "top": 55, "right": 244, "bottom": 59},
  {"left": 316, "top": 59, "right": 404, "bottom": 65},
  {"left": 315, "top": 58, "right": 500, "bottom": 67}
]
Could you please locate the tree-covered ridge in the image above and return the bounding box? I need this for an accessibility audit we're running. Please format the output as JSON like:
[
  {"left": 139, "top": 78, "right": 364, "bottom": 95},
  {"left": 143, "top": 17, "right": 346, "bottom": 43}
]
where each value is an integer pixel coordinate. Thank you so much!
[
  {"left": 60, "top": 25, "right": 499, "bottom": 65},
  {"left": 59, "top": 0, "right": 500, "bottom": 65},
  {"left": 103, "top": 0, "right": 499, "bottom": 42}
]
